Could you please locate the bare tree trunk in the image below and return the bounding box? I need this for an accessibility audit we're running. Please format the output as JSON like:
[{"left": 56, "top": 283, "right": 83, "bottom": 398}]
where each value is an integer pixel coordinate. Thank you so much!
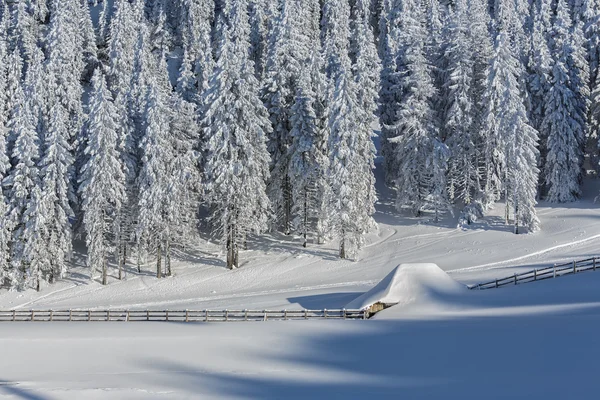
[
  {"left": 165, "top": 238, "right": 171, "bottom": 276},
  {"left": 118, "top": 241, "right": 123, "bottom": 281},
  {"left": 102, "top": 256, "right": 108, "bottom": 285},
  {"left": 303, "top": 188, "right": 308, "bottom": 248},
  {"left": 137, "top": 242, "right": 142, "bottom": 273},
  {"left": 156, "top": 243, "right": 162, "bottom": 279},
  {"left": 120, "top": 243, "right": 127, "bottom": 280},
  {"left": 340, "top": 230, "right": 346, "bottom": 259},
  {"left": 514, "top": 198, "right": 519, "bottom": 234},
  {"left": 284, "top": 175, "right": 291, "bottom": 235},
  {"left": 233, "top": 223, "right": 239, "bottom": 268},
  {"left": 505, "top": 183, "right": 510, "bottom": 224},
  {"left": 227, "top": 223, "right": 234, "bottom": 270}
]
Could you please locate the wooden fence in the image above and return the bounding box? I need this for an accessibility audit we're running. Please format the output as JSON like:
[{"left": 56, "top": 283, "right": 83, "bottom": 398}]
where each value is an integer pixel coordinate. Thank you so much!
[
  {"left": 469, "top": 256, "right": 600, "bottom": 290},
  {"left": 0, "top": 308, "right": 366, "bottom": 322}
]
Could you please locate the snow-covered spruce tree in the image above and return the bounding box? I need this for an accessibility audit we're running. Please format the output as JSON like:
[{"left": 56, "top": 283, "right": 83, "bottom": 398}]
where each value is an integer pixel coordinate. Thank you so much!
[
  {"left": 37, "top": 101, "right": 75, "bottom": 283},
  {"left": 3, "top": 79, "right": 40, "bottom": 290},
  {"left": 262, "top": 0, "right": 305, "bottom": 235},
  {"left": 167, "top": 94, "right": 202, "bottom": 251},
  {"left": 79, "top": 69, "right": 127, "bottom": 285},
  {"left": 378, "top": 0, "right": 401, "bottom": 185},
  {"left": 0, "top": 27, "right": 10, "bottom": 287},
  {"left": 288, "top": 66, "right": 328, "bottom": 248},
  {"left": 45, "top": 0, "right": 86, "bottom": 139},
  {"left": 105, "top": 0, "right": 145, "bottom": 273},
  {"left": 387, "top": 0, "right": 451, "bottom": 220},
  {"left": 249, "top": 0, "right": 269, "bottom": 80},
  {"left": 20, "top": 183, "right": 51, "bottom": 291},
  {"left": 324, "top": 0, "right": 376, "bottom": 258},
  {"left": 136, "top": 79, "right": 173, "bottom": 279},
  {"left": 593, "top": 73, "right": 600, "bottom": 135},
  {"left": 528, "top": 0, "right": 553, "bottom": 193},
  {"left": 175, "top": 0, "right": 214, "bottom": 105},
  {"left": 8, "top": 0, "right": 39, "bottom": 68},
  {"left": 202, "top": 0, "right": 271, "bottom": 269},
  {"left": 460, "top": 0, "right": 493, "bottom": 223},
  {"left": 442, "top": 0, "right": 482, "bottom": 223},
  {"left": 350, "top": 0, "right": 379, "bottom": 232},
  {"left": 307, "top": 38, "right": 333, "bottom": 245},
  {"left": 581, "top": 0, "right": 600, "bottom": 141},
  {"left": 482, "top": 1, "right": 540, "bottom": 233},
  {"left": 543, "top": 0, "right": 587, "bottom": 203}
]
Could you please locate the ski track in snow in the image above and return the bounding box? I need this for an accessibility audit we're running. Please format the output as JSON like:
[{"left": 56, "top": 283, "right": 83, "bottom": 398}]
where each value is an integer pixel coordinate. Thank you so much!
[{"left": 448, "top": 233, "right": 600, "bottom": 273}]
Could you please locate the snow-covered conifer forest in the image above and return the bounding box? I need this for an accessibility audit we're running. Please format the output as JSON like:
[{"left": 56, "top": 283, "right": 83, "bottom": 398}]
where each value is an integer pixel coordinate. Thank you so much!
[{"left": 0, "top": 0, "right": 599, "bottom": 292}]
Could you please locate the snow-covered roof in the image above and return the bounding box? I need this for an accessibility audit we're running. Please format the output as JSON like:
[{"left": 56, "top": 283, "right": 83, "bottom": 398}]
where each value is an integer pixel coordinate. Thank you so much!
[{"left": 345, "top": 263, "right": 464, "bottom": 311}]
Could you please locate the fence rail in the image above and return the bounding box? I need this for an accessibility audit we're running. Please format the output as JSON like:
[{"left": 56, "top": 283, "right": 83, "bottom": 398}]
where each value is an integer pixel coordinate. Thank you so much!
[
  {"left": 0, "top": 308, "right": 366, "bottom": 322},
  {"left": 469, "top": 256, "right": 600, "bottom": 290}
]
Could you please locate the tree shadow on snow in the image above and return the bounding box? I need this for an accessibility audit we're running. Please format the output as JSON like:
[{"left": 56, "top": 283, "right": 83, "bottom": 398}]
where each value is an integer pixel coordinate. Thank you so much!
[
  {"left": 0, "top": 381, "right": 52, "bottom": 400},
  {"left": 287, "top": 292, "right": 364, "bottom": 310},
  {"left": 136, "top": 303, "right": 600, "bottom": 399}
]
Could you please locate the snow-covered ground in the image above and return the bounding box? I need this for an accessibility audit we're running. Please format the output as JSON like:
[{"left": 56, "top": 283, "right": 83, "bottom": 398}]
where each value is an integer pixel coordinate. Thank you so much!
[
  {"left": 1, "top": 272, "right": 600, "bottom": 399},
  {"left": 1, "top": 169, "right": 600, "bottom": 399}
]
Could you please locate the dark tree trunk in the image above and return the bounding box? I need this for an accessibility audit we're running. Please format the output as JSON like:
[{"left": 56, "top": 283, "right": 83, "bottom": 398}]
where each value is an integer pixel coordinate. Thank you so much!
[
  {"left": 166, "top": 238, "right": 171, "bottom": 276},
  {"left": 156, "top": 244, "right": 162, "bottom": 279},
  {"left": 102, "top": 256, "right": 108, "bottom": 285}
]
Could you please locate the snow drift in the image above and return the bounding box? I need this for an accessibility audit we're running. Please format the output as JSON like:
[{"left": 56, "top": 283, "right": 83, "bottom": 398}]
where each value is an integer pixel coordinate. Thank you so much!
[{"left": 346, "top": 263, "right": 464, "bottom": 311}]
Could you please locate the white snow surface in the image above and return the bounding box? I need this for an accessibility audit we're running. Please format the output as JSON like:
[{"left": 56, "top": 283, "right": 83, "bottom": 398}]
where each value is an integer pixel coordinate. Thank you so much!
[
  {"left": 2, "top": 168, "right": 600, "bottom": 398},
  {"left": 345, "top": 263, "right": 464, "bottom": 310}
]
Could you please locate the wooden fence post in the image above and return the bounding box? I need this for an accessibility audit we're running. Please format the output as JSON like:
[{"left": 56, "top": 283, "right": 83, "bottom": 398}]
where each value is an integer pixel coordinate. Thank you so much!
[
  {"left": 31, "top": 310, "right": 34, "bottom": 322},
  {"left": 166, "top": 310, "right": 169, "bottom": 321},
  {"left": 304, "top": 309, "right": 308, "bottom": 320},
  {"left": 69, "top": 310, "right": 72, "bottom": 321},
  {"left": 264, "top": 311, "right": 268, "bottom": 321},
  {"left": 106, "top": 310, "right": 110, "bottom": 322},
  {"left": 343, "top": 309, "right": 347, "bottom": 320},
  {"left": 495, "top": 279, "right": 498, "bottom": 288},
  {"left": 284, "top": 309, "right": 287, "bottom": 320},
  {"left": 205, "top": 310, "right": 208, "bottom": 322},
  {"left": 573, "top": 260, "right": 577, "bottom": 274},
  {"left": 126, "top": 311, "right": 130, "bottom": 322},
  {"left": 12, "top": 310, "right": 15, "bottom": 322},
  {"left": 185, "top": 310, "right": 189, "bottom": 323},
  {"left": 514, "top": 274, "right": 517, "bottom": 285},
  {"left": 534, "top": 269, "right": 537, "bottom": 281},
  {"left": 225, "top": 310, "right": 228, "bottom": 322},
  {"left": 88, "top": 310, "right": 91, "bottom": 321},
  {"left": 324, "top": 309, "right": 328, "bottom": 319},
  {"left": 244, "top": 310, "right": 248, "bottom": 321},
  {"left": 50, "top": 310, "right": 53, "bottom": 322},
  {"left": 553, "top": 265, "right": 556, "bottom": 278},
  {"left": 146, "top": 310, "right": 149, "bottom": 321},
  {"left": 594, "top": 258, "right": 597, "bottom": 271}
]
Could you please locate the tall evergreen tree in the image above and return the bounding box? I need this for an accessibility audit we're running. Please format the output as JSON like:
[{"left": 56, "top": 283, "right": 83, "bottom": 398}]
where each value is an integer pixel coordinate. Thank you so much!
[
  {"left": 288, "top": 66, "right": 328, "bottom": 248},
  {"left": 543, "top": 0, "right": 587, "bottom": 203},
  {"left": 262, "top": 0, "right": 304, "bottom": 234},
  {"left": 482, "top": 0, "right": 540, "bottom": 232},
  {"left": 202, "top": 0, "right": 272, "bottom": 269},
  {"left": 136, "top": 78, "right": 173, "bottom": 278},
  {"left": 387, "top": 0, "right": 450, "bottom": 219},
  {"left": 323, "top": 0, "right": 376, "bottom": 257},
  {"left": 351, "top": 0, "right": 379, "bottom": 231},
  {"left": 175, "top": 0, "right": 214, "bottom": 105},
  {"left": 80, "top": 69, "right": 127, "bottom": 284},
  {"left": 442, "top": 0, "right": 482, "bottom": 221},
  {"left": 3, "top": 79, "right": 40, "bottom": 288}
]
